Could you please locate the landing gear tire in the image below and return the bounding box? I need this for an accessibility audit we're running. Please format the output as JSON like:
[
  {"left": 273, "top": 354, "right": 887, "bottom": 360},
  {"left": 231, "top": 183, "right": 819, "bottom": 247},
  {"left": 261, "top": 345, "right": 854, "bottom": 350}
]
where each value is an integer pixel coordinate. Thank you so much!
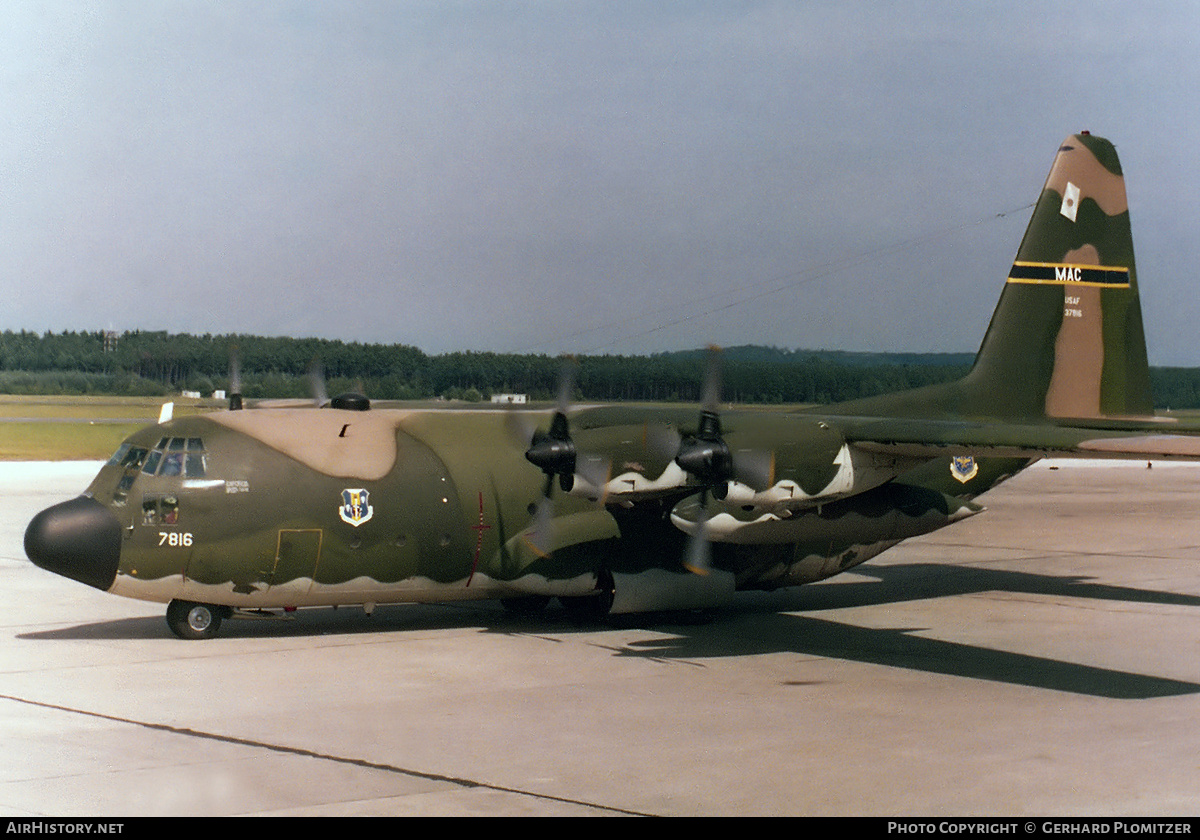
[{"left": 166, "top": 599, "right": 226, "bottom": 640}]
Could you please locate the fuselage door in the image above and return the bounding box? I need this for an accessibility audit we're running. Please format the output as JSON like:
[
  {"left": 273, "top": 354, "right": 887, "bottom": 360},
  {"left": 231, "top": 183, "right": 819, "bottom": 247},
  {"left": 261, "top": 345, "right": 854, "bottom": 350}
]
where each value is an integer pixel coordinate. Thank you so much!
[{"left": 267, "top": 529, "right": 323, "bottom": 602}]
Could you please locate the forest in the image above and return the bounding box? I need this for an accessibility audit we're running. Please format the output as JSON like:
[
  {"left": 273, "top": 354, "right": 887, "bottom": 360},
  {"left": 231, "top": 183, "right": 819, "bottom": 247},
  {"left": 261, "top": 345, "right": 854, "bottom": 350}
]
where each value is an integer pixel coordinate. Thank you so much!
[{"left": 3, "top": 328, "right": 1200, "bottom": 408}]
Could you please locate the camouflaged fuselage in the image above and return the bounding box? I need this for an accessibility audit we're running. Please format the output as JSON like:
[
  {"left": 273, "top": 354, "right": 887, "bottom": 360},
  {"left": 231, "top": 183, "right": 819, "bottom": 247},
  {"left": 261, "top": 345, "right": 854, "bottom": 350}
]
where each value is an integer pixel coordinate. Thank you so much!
[
  {"left": 77, "top": 404, "right": 1011, "bottom": 610},
  {"left": 29, "top": 132, "right": 1200, "bottom": 636}
]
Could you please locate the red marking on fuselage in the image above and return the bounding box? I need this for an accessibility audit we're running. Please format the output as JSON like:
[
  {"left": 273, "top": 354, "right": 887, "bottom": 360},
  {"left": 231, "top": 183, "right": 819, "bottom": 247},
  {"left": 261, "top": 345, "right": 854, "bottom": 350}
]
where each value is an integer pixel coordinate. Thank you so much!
[{"left": 467, "top": 490, "right": 492, "bottom": 586}]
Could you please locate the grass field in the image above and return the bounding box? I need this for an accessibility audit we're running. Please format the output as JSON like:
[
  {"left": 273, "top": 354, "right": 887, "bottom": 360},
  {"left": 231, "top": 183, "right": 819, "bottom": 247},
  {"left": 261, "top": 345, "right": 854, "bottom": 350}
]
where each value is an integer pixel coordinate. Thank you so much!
[
  {"left": 0, "top": 422, "right": 144, "bottom": 461},
  {"left": 0, "top": 395, "right": 218, "bottom": 460}
]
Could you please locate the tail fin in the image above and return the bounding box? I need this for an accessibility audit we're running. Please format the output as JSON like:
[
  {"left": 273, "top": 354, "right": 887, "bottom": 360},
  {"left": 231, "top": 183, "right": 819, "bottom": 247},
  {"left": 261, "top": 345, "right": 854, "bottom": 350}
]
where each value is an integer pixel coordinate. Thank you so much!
[
  {"left": 829, "top": 133, "right": 1154, "bottom": 422},
  {"left": 962, "top": 132, "right": 1153, "bottom": 419}
]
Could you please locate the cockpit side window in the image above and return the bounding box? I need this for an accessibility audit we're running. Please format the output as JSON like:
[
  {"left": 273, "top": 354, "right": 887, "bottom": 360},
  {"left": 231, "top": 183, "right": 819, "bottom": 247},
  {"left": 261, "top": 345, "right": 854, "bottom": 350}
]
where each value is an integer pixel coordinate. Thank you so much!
[
  {"left": 111, "top": 445, "right": 149, "bottom": 503},
  {"left": 107, "top": 443, "right": 131, "bottom": 466},
  {"left": 142, "top": 494, "right": 180, "bottom": 526},
  {"left": 120, "top": 446, "right": 148, "bottom": 469}
]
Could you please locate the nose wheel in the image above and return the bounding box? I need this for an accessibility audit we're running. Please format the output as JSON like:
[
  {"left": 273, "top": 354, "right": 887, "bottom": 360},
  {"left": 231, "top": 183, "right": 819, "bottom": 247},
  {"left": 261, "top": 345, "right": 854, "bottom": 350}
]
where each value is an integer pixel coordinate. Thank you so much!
[{"left": 166, "top": 599, "right": 228, "bottom": 640}]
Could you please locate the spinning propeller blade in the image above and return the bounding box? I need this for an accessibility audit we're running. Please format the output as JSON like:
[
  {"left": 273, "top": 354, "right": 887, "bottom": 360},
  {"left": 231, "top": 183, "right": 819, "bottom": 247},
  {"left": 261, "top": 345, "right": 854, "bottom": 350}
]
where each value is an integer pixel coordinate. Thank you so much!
[
  {"left": 228, "top": 345, "right": 243, "bottom": 410},
  {"left": 673, "top": 349, "right": 727, "bottom": 575},
  {"left": 520, "top": 358, "right": 610, "bottom": 555},
  {"left": 682, "top": 497, "right": 713, "bottom": 576},
  {"left": 309, "top": 358, "right": 329, "bottom": 407},
  {"left": 674, "top": 348, "right": 734, "bottom": 496},
  {"left": 672, "top": 347, "right": 773, "bottom": 575}
]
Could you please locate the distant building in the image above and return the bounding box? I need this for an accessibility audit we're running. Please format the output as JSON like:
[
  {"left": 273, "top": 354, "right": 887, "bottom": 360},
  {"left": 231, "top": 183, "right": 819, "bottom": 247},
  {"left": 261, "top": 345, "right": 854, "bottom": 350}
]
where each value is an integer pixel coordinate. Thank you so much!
[
  {"left": 103, "top": 330, "right": 119, "bottom": 353},
  {"left": 491, "top": 394, "right": 528, "bottom": 404}
]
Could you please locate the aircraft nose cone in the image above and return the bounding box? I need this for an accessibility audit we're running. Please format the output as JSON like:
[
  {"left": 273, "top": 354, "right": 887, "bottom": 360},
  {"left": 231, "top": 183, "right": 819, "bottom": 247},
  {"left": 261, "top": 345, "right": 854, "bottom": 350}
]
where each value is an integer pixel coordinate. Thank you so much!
[{"left": 25, "top": 496, "right": 122, "bottom": 591}]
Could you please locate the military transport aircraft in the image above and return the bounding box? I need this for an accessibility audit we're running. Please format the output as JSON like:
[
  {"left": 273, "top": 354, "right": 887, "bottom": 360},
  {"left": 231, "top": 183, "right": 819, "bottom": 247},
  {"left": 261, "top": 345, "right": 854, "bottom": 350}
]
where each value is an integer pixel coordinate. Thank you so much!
[{"left": 26, "top": 133, "right": 1200, "bottom": 639}]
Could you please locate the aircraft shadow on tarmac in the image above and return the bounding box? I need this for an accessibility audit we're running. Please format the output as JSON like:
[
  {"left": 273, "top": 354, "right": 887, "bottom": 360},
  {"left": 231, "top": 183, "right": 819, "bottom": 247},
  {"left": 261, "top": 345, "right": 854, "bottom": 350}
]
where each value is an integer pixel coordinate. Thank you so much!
[
  {"left": 16, "top": 600, "right": 506, "bottom": 642},
  {"left": 782, "top": 561, "right": 1200, "bottom": 612},
  {"left": 615, "top": 562, "right": 1200, "bottom": 700},
  {"left": 19, "top": 561, "right": 1200, "bottom": 700},
  {"left": 616, "top": 613, "right": 1200, "bottom": 700}
]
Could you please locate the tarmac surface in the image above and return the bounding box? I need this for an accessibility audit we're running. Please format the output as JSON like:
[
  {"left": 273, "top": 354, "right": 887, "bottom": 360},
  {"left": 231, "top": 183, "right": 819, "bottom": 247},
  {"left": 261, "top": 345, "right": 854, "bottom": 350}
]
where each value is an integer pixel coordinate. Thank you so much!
[{"left": 2, "top": 459, "right": 1200, "bottom": 817}]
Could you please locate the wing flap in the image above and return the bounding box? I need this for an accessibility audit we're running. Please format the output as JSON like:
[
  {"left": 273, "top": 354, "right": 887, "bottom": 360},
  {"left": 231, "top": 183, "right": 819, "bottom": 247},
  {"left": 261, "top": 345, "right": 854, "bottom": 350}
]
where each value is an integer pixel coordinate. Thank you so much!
[{"left": 839, "top": 415, "right": 1200, "bottom": 461}]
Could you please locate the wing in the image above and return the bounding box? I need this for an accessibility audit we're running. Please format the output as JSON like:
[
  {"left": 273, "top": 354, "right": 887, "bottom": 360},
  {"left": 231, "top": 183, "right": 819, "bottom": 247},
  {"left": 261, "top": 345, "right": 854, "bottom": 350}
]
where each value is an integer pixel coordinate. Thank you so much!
[{"left": 559, "top": 133, "right": 1200, "bottom": 545}]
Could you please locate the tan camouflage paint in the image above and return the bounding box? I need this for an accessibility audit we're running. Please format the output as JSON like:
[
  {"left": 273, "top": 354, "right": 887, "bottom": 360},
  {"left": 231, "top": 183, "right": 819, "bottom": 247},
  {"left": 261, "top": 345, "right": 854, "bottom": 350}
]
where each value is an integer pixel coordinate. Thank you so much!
[
  {"left": 209, "top": 407, "right": 409, "bottom": 480},
  {"left": 1042, "top": 137, "right": 1128, "bottom": 217}
]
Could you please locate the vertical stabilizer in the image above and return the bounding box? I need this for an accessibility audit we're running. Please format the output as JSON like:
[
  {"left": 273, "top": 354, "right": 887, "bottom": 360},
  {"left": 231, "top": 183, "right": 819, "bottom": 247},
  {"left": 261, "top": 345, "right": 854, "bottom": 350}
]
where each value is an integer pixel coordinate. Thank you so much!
[
  {"left": 962, "top": 133, "right": 1153, "bottom": 419},
  {"left": 827, "top": 133, "right": 1155, "bottom": 423}
]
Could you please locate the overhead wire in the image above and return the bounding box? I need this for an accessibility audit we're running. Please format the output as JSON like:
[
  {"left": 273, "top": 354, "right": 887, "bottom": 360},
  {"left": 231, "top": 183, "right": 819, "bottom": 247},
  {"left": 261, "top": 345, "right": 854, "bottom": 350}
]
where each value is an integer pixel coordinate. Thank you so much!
[{"left": 512, "top": 201, "right": 1035, "bottom": 356}]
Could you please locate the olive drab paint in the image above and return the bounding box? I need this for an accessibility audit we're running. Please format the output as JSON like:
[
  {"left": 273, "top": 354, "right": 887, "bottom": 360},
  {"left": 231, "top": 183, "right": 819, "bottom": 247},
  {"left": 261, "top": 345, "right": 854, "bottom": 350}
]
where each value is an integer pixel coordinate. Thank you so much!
[{"left": 26, "top": 134, "right": 1200, "bottom": 639}]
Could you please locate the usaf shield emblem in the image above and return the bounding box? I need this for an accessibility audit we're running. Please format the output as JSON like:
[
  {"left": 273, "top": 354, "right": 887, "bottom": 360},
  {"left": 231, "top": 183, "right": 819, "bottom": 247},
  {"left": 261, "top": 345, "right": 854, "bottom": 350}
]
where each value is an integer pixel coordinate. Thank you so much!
[
  {"left": 950, "top": 455, "right": 978, "bottom": 484},
  {"left": 339, "top": 488, "right": 374, "bottom": 527}
]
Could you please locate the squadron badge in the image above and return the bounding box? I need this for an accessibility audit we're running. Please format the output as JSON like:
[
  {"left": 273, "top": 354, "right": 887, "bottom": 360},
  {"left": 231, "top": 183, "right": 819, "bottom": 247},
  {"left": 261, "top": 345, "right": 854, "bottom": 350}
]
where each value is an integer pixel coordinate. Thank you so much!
[
  {"left": 339, "top": 488, "right": 374, "bottom": 527},
  {"left": 950, "top": 455, "right": 978, "bottom": 484}
]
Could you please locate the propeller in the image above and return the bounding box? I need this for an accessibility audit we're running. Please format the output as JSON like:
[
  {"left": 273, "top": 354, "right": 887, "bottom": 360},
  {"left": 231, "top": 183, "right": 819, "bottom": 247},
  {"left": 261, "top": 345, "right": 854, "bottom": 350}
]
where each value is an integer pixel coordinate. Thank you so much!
[
  {"left": 520, "top": 358, "right": 610, "bottom": 555},
  {"left": 671, "top": 349, "right": 729, "bottom": 574},
  {"left": 228, "top": 345, "right": 243, "bottom": 410},
  {"left": 307, "top": 357, "right": 371, "bottom": 410},
  {"left": 309, "top": 357, "right": 329, "bottom": 407},
  {"left": 223, "top": 348, "right": 369, "bottom": 412},
  {"left": 674, "top": 348, "right": 733, "bottom": 500},
  {"left": 671, "top": 347, "right": 774, "bottom": 574},
  {"left": 526, "top": 409, "right": 578, "bottom": 491}
]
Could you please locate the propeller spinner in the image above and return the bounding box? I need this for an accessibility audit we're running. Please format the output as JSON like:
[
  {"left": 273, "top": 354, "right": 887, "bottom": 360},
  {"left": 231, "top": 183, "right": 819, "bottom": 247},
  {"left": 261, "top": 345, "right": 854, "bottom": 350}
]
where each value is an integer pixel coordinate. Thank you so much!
[{"left": 525, "top": 409, "right": 578, "bottom": 493}]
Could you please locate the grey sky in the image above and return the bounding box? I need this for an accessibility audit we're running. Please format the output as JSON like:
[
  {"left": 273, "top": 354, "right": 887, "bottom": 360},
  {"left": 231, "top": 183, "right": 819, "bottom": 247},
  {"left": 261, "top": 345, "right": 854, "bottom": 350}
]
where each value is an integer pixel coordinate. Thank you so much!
[{"left": 5, "top": 2, "right": 1200, "bottom": 363}]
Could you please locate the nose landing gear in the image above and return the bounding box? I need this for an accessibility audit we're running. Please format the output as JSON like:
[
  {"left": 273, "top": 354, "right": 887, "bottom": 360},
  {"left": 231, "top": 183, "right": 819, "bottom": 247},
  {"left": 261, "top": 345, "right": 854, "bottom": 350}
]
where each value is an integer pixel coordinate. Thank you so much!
[{"left": 166, "top": 599, "right": 230, "bottom": 640}]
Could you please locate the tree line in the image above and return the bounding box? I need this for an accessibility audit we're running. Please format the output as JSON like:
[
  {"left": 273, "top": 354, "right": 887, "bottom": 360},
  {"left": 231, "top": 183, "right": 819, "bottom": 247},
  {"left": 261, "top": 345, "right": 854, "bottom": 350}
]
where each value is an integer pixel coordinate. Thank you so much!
[{"left": 3, "top": 329, "right": 1200, "bottom": 408}]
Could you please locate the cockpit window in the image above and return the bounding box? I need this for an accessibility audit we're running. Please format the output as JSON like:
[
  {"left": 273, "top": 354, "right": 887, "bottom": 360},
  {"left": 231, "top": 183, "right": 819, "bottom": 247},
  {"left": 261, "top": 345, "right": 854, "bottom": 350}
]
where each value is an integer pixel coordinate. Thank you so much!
[
  {"left": 120, "top": 446, "right": 148, "bottom": 469},
  {"left": 141, "top": 450, "right": 163, "bottom": 476},
  {"left": 111, "top": 445, "right": 149, "bottom": 503},
  {"left": 139, "top": 438, "right": 207, "bottom": 478},
  {"left": 161, "top": 452, "right": 184, "bottom": 476}
]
